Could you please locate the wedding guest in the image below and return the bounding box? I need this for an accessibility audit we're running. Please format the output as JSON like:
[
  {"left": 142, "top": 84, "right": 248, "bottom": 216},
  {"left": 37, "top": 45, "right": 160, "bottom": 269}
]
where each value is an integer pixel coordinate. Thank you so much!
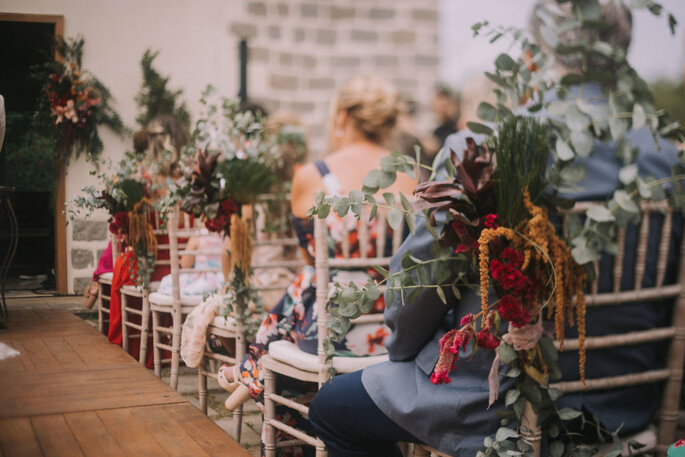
[
  {"left": 219, "top": 76, "right": 417, "bottom": 456},
  {"left": 307, "top": 2, "right": 682, "bottom": 456},
  {"left": 422, "top": 86, "right": 459, "bottom": 161}
]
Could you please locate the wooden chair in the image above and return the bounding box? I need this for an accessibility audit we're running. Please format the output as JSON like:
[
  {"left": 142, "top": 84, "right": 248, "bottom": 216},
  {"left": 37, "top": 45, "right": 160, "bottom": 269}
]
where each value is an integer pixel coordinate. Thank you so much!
[
  {"left": 120, "top": 213, "right": 167, "bottom": 364},
  {"left": 97, "top": 230, "right": 122, "bottom": 334},
  {"left": 197, "top": 196, "right": 304, "bottom": 442},
  {"left": 148, "top": 206, "right": 221, "bottom": 390},
  {"left": 413, "top": 201, "right": 685, "bottom": 457},
  {"left": 262, "top": 211, "right": 403, "bottom": 457}
]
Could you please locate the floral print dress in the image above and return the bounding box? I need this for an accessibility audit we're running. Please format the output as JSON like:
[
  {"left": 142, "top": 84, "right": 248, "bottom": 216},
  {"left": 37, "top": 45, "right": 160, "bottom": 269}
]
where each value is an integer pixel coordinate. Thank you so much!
[{"left": 236, "top": 161, "right": 391, "bottom": 456}]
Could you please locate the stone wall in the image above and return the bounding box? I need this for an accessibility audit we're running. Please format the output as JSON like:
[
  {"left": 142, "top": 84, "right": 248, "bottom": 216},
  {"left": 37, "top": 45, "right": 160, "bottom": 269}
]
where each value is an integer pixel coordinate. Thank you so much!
[
  {"left": 70, "top": 220, "right": 109, "bottom": 293},
  {"left": 230, "top": 0, "right": 440, "bottom": 155}
]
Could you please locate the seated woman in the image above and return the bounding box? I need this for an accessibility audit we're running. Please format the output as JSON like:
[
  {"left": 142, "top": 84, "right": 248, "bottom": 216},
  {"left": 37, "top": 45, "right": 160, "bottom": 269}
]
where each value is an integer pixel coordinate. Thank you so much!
[
  {"left": 156, "top": 229, "right": 225, "bottom": 296},
  {"left": 218, "top": 76, "right": 417, "bottom": 455}
]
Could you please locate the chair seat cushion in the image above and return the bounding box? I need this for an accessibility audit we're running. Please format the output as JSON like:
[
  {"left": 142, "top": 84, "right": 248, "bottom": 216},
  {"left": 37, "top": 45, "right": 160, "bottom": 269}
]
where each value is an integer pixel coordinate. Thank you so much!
[
  {"left": 268, "top": 340, "right": 388, "bottom": 374},
  {"left": 209, "top": 315, "right": 237, "bottom": 331},
  {"left": 121, "top": 281, "right": 160, "bottom": 294},
  {"left": 98, "top": 272, "right": 113, "bottom": 283},
  {"left": 148, "top": 292, "right": 203, "bottom": 307}
]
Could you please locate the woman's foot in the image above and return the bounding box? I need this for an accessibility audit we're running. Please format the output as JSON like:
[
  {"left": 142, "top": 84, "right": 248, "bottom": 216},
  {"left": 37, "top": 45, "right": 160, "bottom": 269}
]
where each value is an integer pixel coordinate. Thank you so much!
[{"left": 84, "top": 282, "right": 99, "bottom": 309}]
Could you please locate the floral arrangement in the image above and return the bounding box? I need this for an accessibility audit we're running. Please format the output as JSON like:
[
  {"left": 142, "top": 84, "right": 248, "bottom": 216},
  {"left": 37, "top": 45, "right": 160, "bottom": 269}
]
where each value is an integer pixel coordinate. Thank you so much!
[
  {"left": 177, "top": 87, "right": 281, "bottom": 236},
  {"left": 307, "top": 1, "right": 684, "bottom": 456},
  {"left": 68, "top": 154, "right": 162, "bottom": 286},
  {"left": 34, "top": 36, "right": 124, "bottom": 164}
]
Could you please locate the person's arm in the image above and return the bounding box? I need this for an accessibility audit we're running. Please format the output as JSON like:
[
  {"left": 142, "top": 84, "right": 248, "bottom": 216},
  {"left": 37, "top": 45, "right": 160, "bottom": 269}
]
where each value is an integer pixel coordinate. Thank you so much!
[
  {"left": 384, "top": 131, "right": 485, "bottom": 361},
  {"left": 180, "top": 237, "right": 199, "bottom": 269}
]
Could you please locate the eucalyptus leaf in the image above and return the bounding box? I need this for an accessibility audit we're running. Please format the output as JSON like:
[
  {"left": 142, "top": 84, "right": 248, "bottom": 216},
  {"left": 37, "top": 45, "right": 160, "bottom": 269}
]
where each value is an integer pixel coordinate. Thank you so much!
[
  {"left": 495, "top": 53, "right": 517, "bottom": 71},
  {"left": 436, "top": 286, "right": 447, "bottom": 304},
  {"left": 498, "top": 343, "right": 518, "bottom": 364},
  {"left": 495, "top": 427, "right": 519, "bottom": 442},
  {"left": 557, "top": 407, "right": 583, "bottom": 421},
  {"left": 556, "top": 138, "right": 575, "bottom": 161},
  {"left": 505, "top": 389, "right": 521, "bottom": 407},
  {"left": 586, "top": 205, "right": 615, "bottom": 223},
  {"left": 477, "top": 102, "right": 498, "bottom": 122},
  {"left": 618, "top": 164, "right": 638, "bottom": 185},
  {"left": 570, "top": 130, "right": 593, "bottom": 157},
  {"left": 467, "top": 122, "right": 494, "bottom": 135},
  {"left": 387, "top": 207, "right": 403, "bottom": 230},
  {"left": 632, "top": 103, "right": 646, "bottom": 130}
]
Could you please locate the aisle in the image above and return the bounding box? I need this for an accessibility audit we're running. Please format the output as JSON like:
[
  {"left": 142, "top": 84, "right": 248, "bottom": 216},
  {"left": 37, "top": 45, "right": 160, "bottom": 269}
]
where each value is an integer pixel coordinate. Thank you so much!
[{"left": 0, "top": 309, "right": 252, "bottom": 457}]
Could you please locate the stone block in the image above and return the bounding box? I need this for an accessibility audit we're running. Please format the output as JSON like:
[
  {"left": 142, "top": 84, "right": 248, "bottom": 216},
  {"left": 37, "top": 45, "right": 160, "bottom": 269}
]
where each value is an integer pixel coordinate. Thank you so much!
[
  {"left": 275, "top": 3, "right": 289, "bottom": 16},
  {"left": 73, "top": 277, "right": 92, "bottom": 294},
  {"left": 369, "top": 8, "right": 395, "bottom": 20},
  {"left": 72, "top": 220, "right": 108, "bottom": 242},
  {"left": 351, "top": 29, "right": 378, "bottom": 42},
  {"left": 374, "top": 55, "right": 398, "bottom": 67},
  {"left": 415, "top": 54, "right": 439, "bottom": 66},
  {"left": 293, "top": 28, "right": 305, "bottom": 42},
  {"left": 330, "top": 6, "right": 354, "bottom": 20},
  {"left": 247, "top": 1, "right": 267, "bottom": 16},
  {"left": 411, "top": 8, "right": 438, "bottom": 21},
  {"left": 391, "top": 30, "right": 416, "bottom": 45},
  {"left": 249, "top": 47, "right": 269, "bottom": 62},
  {"left": 269, "top": 74, "right": 298, "bottom": 91},
  {"left": 331, "top": 56, "right": 360, "bottom": 68},
  {"left": 279, "top": 52, "right": 293, "bottom": 65},
  {"left": 308, "top": 78, "right": 335, "bottom": 90},
  {"left": 71, "top": 248, "right": 94, "bottom": 269},
  {"left": 316, "top": 29, "right": 336, "bottom": 45},
  {"left": 268, "top": 25, "right": 281, "bottom": 40},
  {"left": 301, "top": 3, "right": 317, "bottom": 17},
  {"left": 230, "top": 22, "right": 257, "bottom": 39},
  {"left": 301, "top": 55, "right": 317, "bottom": 69},
  {"left": 290, "top": 101, "right": 316, "bottom": 113}
]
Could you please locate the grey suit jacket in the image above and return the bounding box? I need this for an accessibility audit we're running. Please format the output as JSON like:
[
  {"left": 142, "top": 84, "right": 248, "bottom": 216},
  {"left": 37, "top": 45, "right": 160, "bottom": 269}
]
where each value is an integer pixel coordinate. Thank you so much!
[{"left": 363, "top": 111, "right": 681, "bottom": 455}]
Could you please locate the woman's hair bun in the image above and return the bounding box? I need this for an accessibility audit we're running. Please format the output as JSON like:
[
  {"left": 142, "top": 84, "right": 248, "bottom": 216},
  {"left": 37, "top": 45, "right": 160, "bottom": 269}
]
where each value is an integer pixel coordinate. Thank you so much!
[{"left": 335, "top": 76, "right": 400, "bottom": 144}]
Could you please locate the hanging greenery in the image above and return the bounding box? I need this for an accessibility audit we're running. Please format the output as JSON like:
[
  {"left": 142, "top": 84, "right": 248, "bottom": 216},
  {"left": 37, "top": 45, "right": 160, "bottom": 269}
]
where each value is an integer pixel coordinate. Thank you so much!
[
  {"left": 135, "top": 49, "right": 191, "bottom": 130},
  {"left": 33, "top": 35, "right": 125, "bottom": 165}
]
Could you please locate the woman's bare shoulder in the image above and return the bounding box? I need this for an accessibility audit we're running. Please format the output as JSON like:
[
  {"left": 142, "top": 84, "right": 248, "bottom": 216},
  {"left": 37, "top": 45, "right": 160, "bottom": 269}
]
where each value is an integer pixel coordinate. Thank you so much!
[{"left": 291, "top": 162, "right": 323, "bottom": 217}]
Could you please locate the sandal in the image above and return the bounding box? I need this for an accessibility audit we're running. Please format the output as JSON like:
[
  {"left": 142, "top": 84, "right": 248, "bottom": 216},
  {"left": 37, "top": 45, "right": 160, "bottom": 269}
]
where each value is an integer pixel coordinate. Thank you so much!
[
  {"left": 217, "top": 365, "right": 251, "bottom": 411},
  {"left": 84, "top": 282, "right": 99, "bottom": 309}
]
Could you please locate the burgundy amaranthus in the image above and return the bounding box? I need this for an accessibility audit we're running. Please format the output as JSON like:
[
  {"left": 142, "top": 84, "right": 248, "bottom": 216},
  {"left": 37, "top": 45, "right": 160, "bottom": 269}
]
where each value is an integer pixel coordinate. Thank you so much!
[
  {"left": 109, "top": 211, "right": 129, "bottom": 235},
  {"left": 430, "top": 314, "right": 474, "bottom": 384}
]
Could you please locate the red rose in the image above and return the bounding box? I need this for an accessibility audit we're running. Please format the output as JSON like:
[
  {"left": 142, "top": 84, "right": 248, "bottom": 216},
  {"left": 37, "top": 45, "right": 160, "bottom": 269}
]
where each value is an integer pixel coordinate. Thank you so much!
[{"left": 484, "top": 214, "right": 498, "bottom": 229}]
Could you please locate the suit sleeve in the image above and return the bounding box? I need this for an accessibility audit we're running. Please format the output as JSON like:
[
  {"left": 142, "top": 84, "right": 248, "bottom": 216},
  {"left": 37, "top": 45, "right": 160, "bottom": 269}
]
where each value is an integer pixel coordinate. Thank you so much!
[{"left": 383, "top": 131, "right": 485, "bottom": 361}]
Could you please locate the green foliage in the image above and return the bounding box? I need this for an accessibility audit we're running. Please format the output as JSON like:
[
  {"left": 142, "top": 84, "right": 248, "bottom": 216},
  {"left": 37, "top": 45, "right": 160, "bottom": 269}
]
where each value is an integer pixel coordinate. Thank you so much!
[
  {"left": 221, "top": 266, "right": 264, "bottom": 341},
  {"left": 3, "top": 113, "right": 55, "bottom": 191},
  {"left": 135, "top": 49, "right": 191, "bottom": 130},
  {"left": 494, "top": 116, "right": 550, "bottom": 226},
  {"left": 650, "top": 79, "right": 685, "bottom": 128},
  {"left": 215, "top": 158, "right": 277, "bottom": 204}
]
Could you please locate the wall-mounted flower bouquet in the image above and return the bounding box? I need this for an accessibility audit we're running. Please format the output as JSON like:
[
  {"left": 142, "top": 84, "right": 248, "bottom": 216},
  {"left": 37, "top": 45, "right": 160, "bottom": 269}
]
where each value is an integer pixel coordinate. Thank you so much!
[{"left": 34, "top": 36, "right": 124, "bottom": 165}]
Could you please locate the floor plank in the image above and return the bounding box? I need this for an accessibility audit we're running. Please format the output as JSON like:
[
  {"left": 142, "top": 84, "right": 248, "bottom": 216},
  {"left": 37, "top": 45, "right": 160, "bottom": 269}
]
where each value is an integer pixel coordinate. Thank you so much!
[
  {"left": 97, "top": 408, "right": 169, "bottom": 457},
  {"left": 65, "top": 411, "right": 125, "bottom": 457},
  {"left": 0, "top": 417, "right": 43, "bottom": 457},
  {"left": 31, "top": 415, "right": 85, "bottom": 457},
  {"left": 0, "top": 309, "right": 251, "bottom": 456}
]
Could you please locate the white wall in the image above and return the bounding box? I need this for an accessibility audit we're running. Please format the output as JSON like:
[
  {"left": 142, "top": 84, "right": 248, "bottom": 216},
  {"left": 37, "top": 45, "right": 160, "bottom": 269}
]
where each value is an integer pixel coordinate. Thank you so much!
[{"left": 3, "top": 0, "right": 241, "bottom": 292}]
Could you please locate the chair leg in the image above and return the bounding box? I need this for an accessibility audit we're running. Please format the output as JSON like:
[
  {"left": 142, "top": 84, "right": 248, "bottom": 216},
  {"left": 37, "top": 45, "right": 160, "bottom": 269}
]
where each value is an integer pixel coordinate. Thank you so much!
[
  {"left": 263, "top": 367, "right": 277, "bottom": 457},
  {"left": 97, "top": 283, "right": 104, "bottom": 333},
  {"left": 138, "top": 295, "right": 150, "bottom": 365},
  {"left": 233, "top": 403, "right": 243, "bottom": 442},
  {"left": 169, "top": 309, "right": 182, "bottom": 390},
  {"left": 411, "top": 444, "right": 430, "bottom": 457},
  {"left": 121, "top": 294, "right": 129, "bottom": 354},
  {"left": 152, "top": 309, "right": 161, "bottom": 378},
  {"left": 198, "top": 353, "right": 208, "bottom": 415}
]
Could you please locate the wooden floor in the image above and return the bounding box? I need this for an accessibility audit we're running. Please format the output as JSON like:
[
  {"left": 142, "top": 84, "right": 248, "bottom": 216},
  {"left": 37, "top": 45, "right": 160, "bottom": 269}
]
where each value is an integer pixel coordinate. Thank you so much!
[{"left": 0, "top": 309, "right": 252, "bottom": 457}]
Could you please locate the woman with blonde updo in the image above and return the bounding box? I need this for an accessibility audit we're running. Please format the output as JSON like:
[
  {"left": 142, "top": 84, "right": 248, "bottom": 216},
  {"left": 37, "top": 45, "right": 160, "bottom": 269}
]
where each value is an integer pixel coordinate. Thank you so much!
[{"left": 217, "top": 77, "right": 416, "bottom": 453}]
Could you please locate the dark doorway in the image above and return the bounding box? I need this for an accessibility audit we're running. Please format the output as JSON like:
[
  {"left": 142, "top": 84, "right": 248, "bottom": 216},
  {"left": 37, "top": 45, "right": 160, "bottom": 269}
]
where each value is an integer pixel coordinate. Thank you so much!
[{"left": 0, "top": 18, "right": 58, "bottom": 290}]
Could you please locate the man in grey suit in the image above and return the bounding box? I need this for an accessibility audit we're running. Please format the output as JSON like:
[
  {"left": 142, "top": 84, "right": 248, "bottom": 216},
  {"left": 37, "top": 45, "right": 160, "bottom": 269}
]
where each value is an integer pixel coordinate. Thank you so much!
[{"left": 309, "top": 2, "right": 682, "bottom": 456}]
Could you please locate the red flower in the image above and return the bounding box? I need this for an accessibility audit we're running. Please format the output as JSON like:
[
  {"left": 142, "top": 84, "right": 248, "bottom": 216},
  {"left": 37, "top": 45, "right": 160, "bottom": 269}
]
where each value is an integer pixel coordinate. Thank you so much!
[
  {"left": 501, "top": 247, "right": 524, "bottom": 269},
  {"left": 484, "top": 214, "right": 498, "bottom": 229},
  {"left": 675, "top": 439, "right": 685, "bottom": 448},
  {"left": 476, "top": 329, "right": 500, "bottom": 349},
  {"left": 455, "top": 244, "right": 470, "bottom": 254},
  {"left": 430, "top": 370, "right": 452, "bottom": 385},
  {"left": 497, "top": 295, "right": 531, "bottom": 328},
  {"left": 460, "top": 314, "right": 474, "bottom": 326},
  {"left": 109, "top": 211, "right": 129, "bottom": 235},
  {"left": 204, "top": 198, "right": 239, "bottom": 234}
]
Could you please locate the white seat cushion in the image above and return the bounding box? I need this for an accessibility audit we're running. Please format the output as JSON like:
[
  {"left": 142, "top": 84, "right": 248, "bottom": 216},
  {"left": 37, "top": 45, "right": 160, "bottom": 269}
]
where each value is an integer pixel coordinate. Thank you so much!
[
  {"left": 99, "top": 272, "right": 113, "bottom": 281},
  {"left": 268, "top": 340, "right": 388, "bottom": 374},
  {"left": 121, "top": 281, "right": 160, "bottom": 294},
  {"left": 209, "top": 315, "right": 237, "bottom": 331},
  {"left": 148, "top": 292, "right": 203, "bottom": 307}
]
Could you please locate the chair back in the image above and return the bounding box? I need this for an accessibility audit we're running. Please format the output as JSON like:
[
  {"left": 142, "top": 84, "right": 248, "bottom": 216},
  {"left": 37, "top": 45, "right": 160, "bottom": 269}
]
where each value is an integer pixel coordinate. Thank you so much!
[
  {"left": 314, "top": 206, "right": 406, "bottom": 385},
  {"left": 526, "top": 201, "right": 685, "bottom": 453}
]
